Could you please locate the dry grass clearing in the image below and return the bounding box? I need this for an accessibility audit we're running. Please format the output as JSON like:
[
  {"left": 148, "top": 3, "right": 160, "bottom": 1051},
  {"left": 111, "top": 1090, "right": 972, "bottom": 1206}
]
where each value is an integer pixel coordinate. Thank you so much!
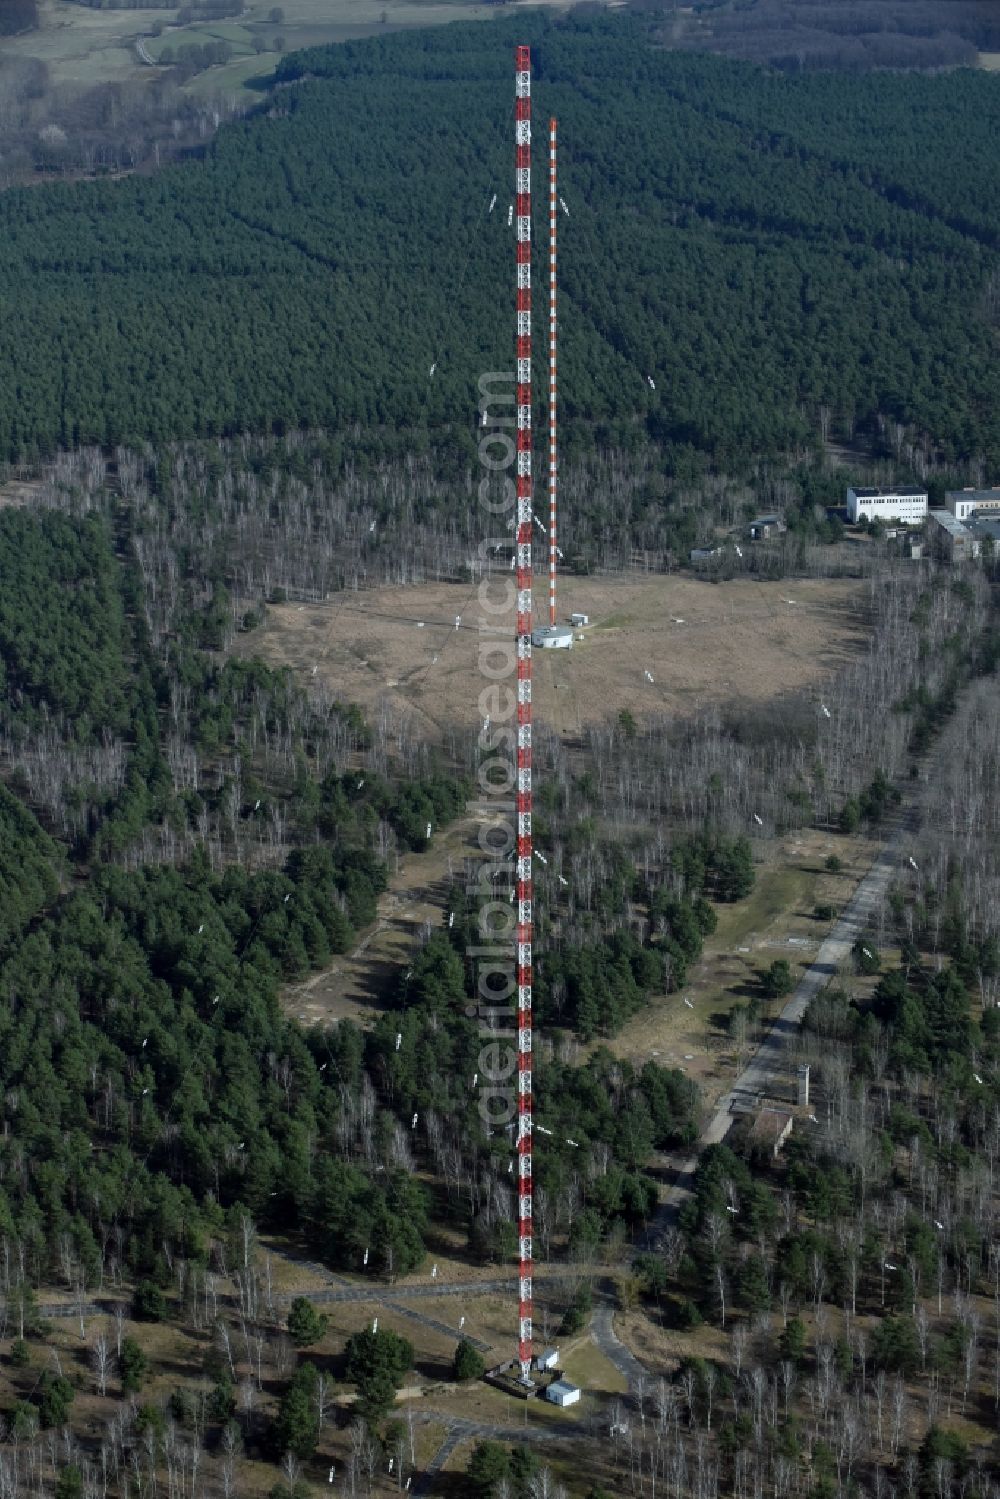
[
  {"left": 0, "top": 476, "right": 45, "bottom": 510},
  {"left": 617, "top": 1304, "right": 729, "bottom": 1374},
  {"left": 258, "top": 1242, "right": 339, "bottom": 1294},
  {"left": 238, "top": 574, "right": 866, "bottom": 742},
  {"left": 561, "top": 1335, "right": 629, "bottom": 1397},
  {"left": 269, "top": 573, "right": 868, "bottom": 1032},
  {"left": 319, "top": 1297, "right": 461, "bottom": 1378}
]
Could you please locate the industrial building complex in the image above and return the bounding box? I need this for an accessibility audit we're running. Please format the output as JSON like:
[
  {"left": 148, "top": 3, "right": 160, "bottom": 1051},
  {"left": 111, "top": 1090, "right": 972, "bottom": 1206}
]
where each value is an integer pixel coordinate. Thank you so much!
[
  {"left": 840, "top": 483, "right": 1000, "bottom": 563},
  {"left": 929, "top": 506, "right": 1000, "bottom": 561}
]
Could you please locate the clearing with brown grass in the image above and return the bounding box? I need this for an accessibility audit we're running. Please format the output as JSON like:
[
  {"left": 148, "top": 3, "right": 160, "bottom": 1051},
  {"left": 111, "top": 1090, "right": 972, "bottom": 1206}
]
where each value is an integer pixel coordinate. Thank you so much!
[
  {"left": 235, "top": 574, "right": 866, "bottom": 742},
  {"left": 265, "top": 574, "right": 868, "bottom": 1030}
]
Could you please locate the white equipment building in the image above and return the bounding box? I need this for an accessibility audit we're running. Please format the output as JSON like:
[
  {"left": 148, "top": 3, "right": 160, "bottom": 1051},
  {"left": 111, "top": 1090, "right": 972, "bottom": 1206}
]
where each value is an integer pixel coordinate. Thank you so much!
[
  {"left": 846, "top": 486, "right": 928, "bottom": 525},
  {"left": 546, "top": 1379, "right": 581, "bottom": 1407},
  {"left": 535, "top": 1348, "right": 559, "bottom": 1372},
  {"left": 532, "top": 625, "right": 573, "bottom": 650}
]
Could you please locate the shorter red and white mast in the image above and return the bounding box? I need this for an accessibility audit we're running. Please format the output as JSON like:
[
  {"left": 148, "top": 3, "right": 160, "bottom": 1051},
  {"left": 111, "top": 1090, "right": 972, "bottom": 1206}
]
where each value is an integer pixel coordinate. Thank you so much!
[{"left": 548, "top": 118, "right": 558, "bottom": 627}]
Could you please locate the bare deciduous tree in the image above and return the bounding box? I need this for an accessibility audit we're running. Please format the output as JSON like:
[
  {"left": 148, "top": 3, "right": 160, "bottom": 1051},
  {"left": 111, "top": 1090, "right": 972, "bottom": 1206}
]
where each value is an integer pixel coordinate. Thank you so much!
[{"left": 90, "top": 1333, "right": 110, "bottom": 1397}]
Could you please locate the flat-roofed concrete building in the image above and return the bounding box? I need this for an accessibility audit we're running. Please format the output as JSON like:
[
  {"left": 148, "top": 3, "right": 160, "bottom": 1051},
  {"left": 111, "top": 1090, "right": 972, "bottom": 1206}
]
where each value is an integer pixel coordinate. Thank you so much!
[
  {"left": 748, "top": 513, "right": 785, "bottom": 540},
  {"left": 929, "top": 509, "right": 982, "bottom": 561},
  {"left": 531, "top": 625, "right": 573, "bottom": 650},
  {"left": 749, "top": 1108, "right": 794, "bottom": 1159},
  {"left": 945, "top": 487, "right": 1000, "bottom": 522},
  {"left": 965, "top": 512, "right": 1000, "bottom": 553}
]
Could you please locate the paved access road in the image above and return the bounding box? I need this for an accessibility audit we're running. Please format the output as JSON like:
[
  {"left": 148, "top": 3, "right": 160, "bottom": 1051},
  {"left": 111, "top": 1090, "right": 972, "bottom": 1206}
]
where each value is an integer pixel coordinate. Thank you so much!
[
  {"left": 640, "top": 811, "right": 913, "bottom": 1248},
  {"left": 591, "top": 1300, "right": 649, "bottom": 1390},
  {"left": 409, "top": 1410, "right": 571, "bottom": 1497}
]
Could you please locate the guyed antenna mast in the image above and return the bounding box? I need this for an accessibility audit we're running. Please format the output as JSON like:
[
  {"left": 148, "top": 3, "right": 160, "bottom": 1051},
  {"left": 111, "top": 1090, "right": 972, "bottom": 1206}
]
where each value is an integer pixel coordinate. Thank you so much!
[{"left": 514, "top": 41, "right": 534, "bottom": 1383}]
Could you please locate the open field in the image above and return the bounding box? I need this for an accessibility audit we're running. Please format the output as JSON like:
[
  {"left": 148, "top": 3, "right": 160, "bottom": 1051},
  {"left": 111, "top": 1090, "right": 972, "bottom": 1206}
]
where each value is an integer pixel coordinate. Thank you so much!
[
  {"left": 183, "top": 47, "right": 284, "bottom": 96},
  {"left": 238, "top": 574, "right": 867, "bottom": 743},
  {"left": 2, "top": 2, "right": 177, "bottom": 85},
  {"left": 7, "top": 0, "right": 563, "bottom": 97},
  {"left": 271, "top": 573, "right": 868, "bottom": 1032},
  {"left": 560, "top": 1335, "right": 629, "bottom": 1397}
]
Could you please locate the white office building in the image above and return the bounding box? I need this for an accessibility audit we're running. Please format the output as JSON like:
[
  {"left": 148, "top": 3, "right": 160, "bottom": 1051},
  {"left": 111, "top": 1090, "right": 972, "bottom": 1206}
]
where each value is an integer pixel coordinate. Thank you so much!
[{"left": 846, "top": 486, "right": 928, "bottom": 525}]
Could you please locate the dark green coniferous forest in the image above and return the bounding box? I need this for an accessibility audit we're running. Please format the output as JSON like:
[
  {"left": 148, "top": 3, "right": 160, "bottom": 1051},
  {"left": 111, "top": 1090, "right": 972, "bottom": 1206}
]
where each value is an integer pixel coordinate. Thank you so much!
[{"left": 1, "top": 13, "right": 1000, "bottom": 470}]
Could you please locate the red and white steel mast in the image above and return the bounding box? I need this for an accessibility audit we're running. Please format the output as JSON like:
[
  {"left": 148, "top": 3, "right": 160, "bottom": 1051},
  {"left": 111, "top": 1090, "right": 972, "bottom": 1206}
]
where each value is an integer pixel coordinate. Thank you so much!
[
  {"left": 514, "top": 42, "right": 534, "bottom": 1383},
  {"left": 548, "top": 118, "right": 558, "bottom": 627}
]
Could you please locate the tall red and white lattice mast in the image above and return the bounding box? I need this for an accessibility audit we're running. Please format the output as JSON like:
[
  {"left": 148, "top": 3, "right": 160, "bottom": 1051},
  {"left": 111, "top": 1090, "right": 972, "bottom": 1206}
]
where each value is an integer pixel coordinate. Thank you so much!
[
  {"left": 548, "top": 118, "right": 558, "bottom": 627},
  {"left": 514, "top": 42, "right": 535, "bottom": 1383}
]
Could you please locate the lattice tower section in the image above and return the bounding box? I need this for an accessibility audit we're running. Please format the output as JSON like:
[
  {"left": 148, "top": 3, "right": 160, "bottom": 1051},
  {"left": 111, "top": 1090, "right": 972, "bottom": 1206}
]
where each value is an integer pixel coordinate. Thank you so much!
[{"left": 514, "top": 41, "right": 534, "bottom": 1383}]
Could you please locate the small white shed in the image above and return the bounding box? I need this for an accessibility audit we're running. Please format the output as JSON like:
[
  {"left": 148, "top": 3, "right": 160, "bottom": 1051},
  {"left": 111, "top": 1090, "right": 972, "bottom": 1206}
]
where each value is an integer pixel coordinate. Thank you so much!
[
  {"left": 535, "top": 1348, "right": 559, "bottom": 1372},
  {"left": 546, "top": 1379, "right": 581, "bottom": 1407},
  {"left": 570, "top": 612, "right": 589, "bottom": 627}
]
